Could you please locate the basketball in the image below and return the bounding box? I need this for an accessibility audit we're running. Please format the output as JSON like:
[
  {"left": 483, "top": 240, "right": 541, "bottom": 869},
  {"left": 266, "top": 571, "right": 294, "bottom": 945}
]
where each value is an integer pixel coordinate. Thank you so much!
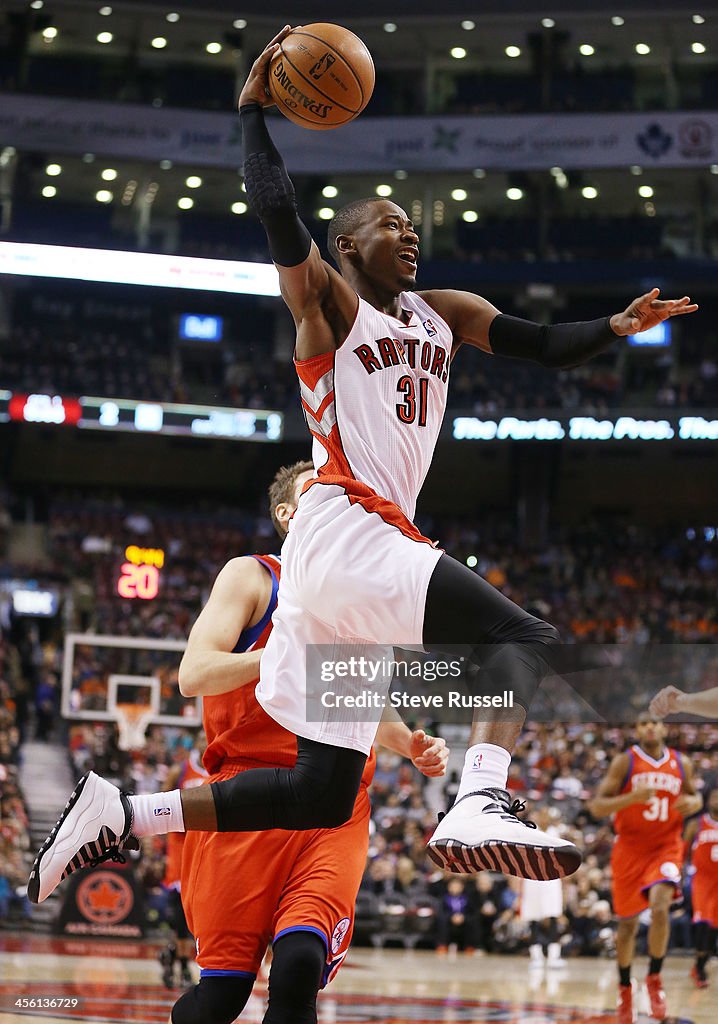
[{"left": 268, "top": 23, "right": 375, "bottom": 130}]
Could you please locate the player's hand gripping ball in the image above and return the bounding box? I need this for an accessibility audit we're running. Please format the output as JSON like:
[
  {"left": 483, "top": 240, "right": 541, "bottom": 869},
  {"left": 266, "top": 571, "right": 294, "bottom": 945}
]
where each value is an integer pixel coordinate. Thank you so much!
[{"left": 268, "top": 23, "right": 375, "bottom": 130}]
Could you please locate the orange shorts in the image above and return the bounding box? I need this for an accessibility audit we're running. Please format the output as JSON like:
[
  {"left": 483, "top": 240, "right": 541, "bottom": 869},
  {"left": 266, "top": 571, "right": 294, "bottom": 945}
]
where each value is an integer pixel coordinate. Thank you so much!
[
  {"left": 181, "top": 767, "right": 370, "bottom": 984},
  {"left": 611, "top": 836, "right": 683, "bottom": 919},
  {"left": 692, "top": 872, "right": 718, "bottom": 926}
]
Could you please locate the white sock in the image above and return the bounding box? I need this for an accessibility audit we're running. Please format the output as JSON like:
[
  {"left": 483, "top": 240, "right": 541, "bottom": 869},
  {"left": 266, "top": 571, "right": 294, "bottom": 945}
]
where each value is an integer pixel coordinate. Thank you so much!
[
  {"left": 129, "top": 790, "right": 185, "bottom": 837},
  {"left": 456, "top": 743, "right": 511, "bottom": 801}
]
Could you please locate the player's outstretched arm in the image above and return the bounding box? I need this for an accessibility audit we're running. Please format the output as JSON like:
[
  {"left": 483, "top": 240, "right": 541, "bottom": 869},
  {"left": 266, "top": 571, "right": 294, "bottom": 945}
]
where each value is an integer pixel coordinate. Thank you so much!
[
  {"left": 586, "top": 752, "right": 655, "bottom": 818},
  {"left": 650, "top": 684, "right": 718, "bottom": 720},
  {"left": 177, "top": 557, "right": 268, "bottom": 697},
  {"left": 424, "top": 287, "right": 697, "bottom": 368},
  {"left": 239, "top": 28, "right": 356, "bottom": 358}
]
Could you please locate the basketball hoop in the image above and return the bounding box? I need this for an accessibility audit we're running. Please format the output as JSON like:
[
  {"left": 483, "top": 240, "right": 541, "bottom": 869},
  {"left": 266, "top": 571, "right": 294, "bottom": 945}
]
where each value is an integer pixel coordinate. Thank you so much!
[{"left": 115, "top": 703, "right": 153, "bottom": 751}]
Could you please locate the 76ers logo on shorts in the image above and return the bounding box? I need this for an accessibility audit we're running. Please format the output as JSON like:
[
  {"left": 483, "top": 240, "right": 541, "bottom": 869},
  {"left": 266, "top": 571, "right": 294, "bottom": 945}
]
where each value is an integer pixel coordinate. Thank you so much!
[{"left": 331, "top": 917, "right": 351, "bottom": 954}]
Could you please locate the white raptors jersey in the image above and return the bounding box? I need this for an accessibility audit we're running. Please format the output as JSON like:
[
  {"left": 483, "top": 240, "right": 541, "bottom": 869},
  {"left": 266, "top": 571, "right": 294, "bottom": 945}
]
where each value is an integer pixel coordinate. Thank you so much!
[{"left": 296, "top": 292, "right": 452, "bottom": 520}]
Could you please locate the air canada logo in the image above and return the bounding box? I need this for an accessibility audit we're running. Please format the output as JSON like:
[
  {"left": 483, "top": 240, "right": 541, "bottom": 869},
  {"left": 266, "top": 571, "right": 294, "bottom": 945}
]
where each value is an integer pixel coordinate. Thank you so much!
[
  {"left": 679, "top": 119, "right": 713, "bottom": 158},
  {"left": 309, "top": 52, "right": 336, "bottom": 80},
  {"left": 637, "top": 122, "right": 673, "bottom": 159},
  {"left": 76, "top": 871, "right": 134, "bottom": 925}
]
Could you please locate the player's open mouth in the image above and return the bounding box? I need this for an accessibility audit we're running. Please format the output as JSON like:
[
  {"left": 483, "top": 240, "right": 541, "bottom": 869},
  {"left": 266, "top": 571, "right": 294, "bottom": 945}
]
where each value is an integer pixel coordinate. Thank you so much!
[{"left": 397, "top": 248, "right": 419, "bottom": 269}]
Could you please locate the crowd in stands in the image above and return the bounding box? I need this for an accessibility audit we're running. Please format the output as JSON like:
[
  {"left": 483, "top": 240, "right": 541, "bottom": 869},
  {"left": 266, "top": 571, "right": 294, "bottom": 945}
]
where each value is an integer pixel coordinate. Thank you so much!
[
  {"left": 0, "top": 631, "right": 31, "bottom": 927},
  {"left": 3, "top": 279, "right": 718, "bottom": 414}
]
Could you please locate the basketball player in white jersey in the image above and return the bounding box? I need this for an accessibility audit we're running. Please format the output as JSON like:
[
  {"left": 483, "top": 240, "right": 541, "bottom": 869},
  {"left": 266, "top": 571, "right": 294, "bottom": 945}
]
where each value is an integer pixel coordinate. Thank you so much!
[{"left": 28, "top": 26, "right": 699, "bottom": 904}]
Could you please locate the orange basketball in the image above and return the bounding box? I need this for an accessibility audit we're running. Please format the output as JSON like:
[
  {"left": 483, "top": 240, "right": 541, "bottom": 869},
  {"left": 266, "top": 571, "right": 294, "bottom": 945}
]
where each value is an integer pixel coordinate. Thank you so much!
[{"left": 268, "top": 23, "right": 375, "bottom": 131}]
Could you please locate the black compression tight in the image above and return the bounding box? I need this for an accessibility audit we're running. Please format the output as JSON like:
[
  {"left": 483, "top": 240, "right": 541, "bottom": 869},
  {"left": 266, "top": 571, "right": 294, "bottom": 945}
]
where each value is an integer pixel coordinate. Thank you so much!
[
  {"left": 210, "top": 552, "right": 559, "bottom": 833},
  {"left": 264, "top": 932, "right": 326, "bottom": 1024}
]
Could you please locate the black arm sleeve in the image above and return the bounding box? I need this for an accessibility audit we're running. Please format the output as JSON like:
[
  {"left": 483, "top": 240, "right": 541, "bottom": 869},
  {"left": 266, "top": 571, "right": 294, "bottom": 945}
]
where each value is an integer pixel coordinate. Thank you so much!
[
  {"left": 240, "top": 102, "right": 312, "bottom": 267},
  {"left": 488, "top": 313, "right": 619, "bottom": 370}
]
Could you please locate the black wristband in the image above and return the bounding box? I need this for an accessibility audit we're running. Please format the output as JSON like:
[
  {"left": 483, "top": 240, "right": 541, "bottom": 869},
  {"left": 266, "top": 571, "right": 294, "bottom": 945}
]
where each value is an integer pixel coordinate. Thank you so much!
[{"left": 488, "top": 314, "right": 618, "bottom": 370}]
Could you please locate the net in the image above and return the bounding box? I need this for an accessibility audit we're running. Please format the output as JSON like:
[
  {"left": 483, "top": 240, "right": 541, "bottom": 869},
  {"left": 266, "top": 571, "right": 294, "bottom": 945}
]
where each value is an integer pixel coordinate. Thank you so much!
[{"left": 115, "top": 702, "right": 154, "bottom": 751}]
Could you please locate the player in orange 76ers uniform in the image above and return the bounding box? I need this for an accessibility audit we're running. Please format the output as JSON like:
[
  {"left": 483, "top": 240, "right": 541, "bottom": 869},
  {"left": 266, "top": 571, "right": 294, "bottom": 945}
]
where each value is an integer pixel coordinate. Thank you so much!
[
  {"left": 168, "top": 460, "right": 449, "bottom": 1024},
  {"left": 684, "top": 786, "right": 718, "bottom": 989},
  {"left": 588, "top": 712, "right": 702, "bottom": 1023},
  {"left": 159, "top": 738, "right": 209, "bottom": 989}
]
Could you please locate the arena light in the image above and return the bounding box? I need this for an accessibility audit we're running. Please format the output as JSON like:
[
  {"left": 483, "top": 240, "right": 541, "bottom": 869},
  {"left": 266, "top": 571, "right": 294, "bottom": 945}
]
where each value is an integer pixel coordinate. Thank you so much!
[
  {"left": 317, "top": 207, "right": 335, "bottom": 220},
  {"left": 45, "top": 163, "right": 61, "bottom": 176},
  {"left": 166, "top": 12, "right": 180, "bottom": 22},
  {"left": 451, "top": 47, "right": 467, "bottom": 59},
  {"left": 233, "top": 18, "right": 247, "bottom": 29},
  {"left": 97, "top": 31, "right": 113, "bottom": 44},
  {"left": 99, "top": 5, "right": 112, "bottom": 13},
  {"left": 231, "top": 201, "right": 247, "bottom": 215},
  {"left": 177, "top": 196, "right": 194, "bottom": 209},
  {"left": 159, "top": 159, "right": 173, "bottom": 170},
  {"left": 383, "top": 23, "right": 397, "bottom": 33},
  {"left": 542, "top": 17, "right": 556, "bottom": 28},
  {"left": 206, "top": 42, "right": 222, "bottom": 54},
  {"left": 42, "top": 26, "right": 58, "bottom": 41},
  {"left": 638, "top": 184, "right": 654, "bottom": 198},
  {"left": 692, "top": 42, "right": 707, "bottom": 53},
  {"left": 472, "top": 168, "right": 486, "bottom": 178},
  {"left": 462, "top": 210, "right": 479, "bottom": 222},
  {"left": 451, "top": 188, "right": 468, "bottom": 201},
  {"left": 692, "top": 14, "right": 705, "bottom": 24},
  {"left": 101, "top": 167, "right": 117, "bottom": 181},
  {"left": 506, "top": 187, "right": 523, "bottom": 200},
  {"left": 375, "top": 184, "right": 393, "bottom": 197},
  {"left": 394, "top": 169, "right": 408, "bottom": 180},
  {"left": 0, "top": 241, "right": 281, "bottom": 295},
  {"left": 630, "top": 165, "right": 643, "bottom": 175},
  {"left": 579, "top": 43, "right": 595, "bottom": 55},
  {"left": 151, "top": 36, "right": 167, "bottom": 49},
  {"left": 635, "top": 43, "right": 651, "bottom": 54},
  {"left": 322, "top": 185, "right": 338, "bottom": 198},
  {"left": 466, "top": 555, "right": 478, "bottom": 567},
  {"left": 611, "top": 15, "right": 625, "bottom": 26},
  {"left": 95, "top": 189, "right": 113, "bottom": 203},
  {"left": 41, "top": 185, "right": 57, "bottom": 198},
  {"left": 185, "top": 175, "right": 202, "bottom": 188},
  {"left": 505, "top": 45, "right": 521, "bottom": 57},
  {"left": 461, "top": 20, "right": 475, "bottom": 30},
  {"left": 30, "top": 0, "right": 44, "bottom": 8},
  {"left": 711, "top": 164, "right": 718, "bottom": 174},
  {"left": 582, "top": 185, "right": 599, "bottom": 199}
]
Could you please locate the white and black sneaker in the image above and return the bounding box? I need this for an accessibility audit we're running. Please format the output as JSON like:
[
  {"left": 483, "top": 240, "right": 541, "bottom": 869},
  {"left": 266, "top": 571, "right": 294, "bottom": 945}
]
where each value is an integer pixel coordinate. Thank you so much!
[
  {"left": 427, "top": 788, "right": 581, "bottom": 880},
  {"left": 28, "top": 771, "right": 136, "bottom": 904}
]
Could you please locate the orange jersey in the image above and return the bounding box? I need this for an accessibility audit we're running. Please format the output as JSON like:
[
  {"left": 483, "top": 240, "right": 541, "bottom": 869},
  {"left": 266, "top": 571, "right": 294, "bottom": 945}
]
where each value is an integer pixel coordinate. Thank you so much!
[
  {"left": 163, "top": 749, "right": 209, "bottom": 888},
  {"left": 613, "top": 744, "right": 685, "bottom": 843},
  {"left": 201, "top": 554, "right": 376, "bottom": 785},
  {"left": 692, "top": 813, "right": 718, "bottom": 878}
]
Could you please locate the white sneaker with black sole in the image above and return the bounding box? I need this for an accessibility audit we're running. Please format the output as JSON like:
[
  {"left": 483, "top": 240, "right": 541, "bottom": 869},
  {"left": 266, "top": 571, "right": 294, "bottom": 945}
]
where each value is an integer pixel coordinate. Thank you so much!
[
  {"left": 27, "top": 771, "right": 136, "bottom": 904},
  {"left": 427, "top": 788, "right": 581, "bottom": 879}
]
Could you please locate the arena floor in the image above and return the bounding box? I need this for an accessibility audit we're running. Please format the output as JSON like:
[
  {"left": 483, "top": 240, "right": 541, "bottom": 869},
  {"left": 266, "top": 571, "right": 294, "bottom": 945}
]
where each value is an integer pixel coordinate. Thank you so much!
[{"left": 0, "top": 934, "right": 712, "bottom": 1024}]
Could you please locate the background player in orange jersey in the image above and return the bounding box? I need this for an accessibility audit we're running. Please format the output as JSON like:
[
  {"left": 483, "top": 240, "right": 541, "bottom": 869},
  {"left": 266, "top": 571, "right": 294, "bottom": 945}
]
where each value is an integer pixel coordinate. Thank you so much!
[
  {"left": 168, "top": 460, "right": 449, "bottom": 1024},
  {"left": 159, "top": 736, "right": 208, "bottom": 989},
  {"left": 684, "top": 787, "right": 718, "bottom": 989},
  {"left": 588, "top": 712, "right": 702, "bottom": 1023},
  {"left": 30, "top": 27, "right": 699, "bottom": 904}
]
